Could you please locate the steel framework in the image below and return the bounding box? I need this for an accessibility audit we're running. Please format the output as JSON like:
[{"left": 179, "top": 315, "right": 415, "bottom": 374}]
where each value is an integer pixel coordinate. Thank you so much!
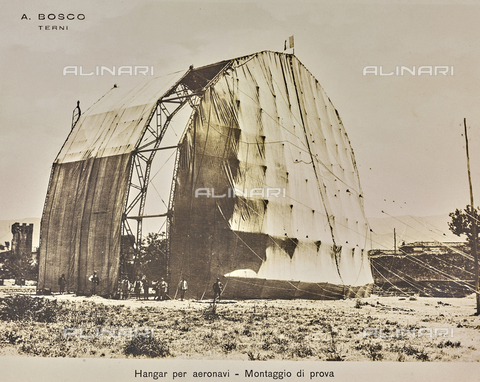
[
  {"left": 121, "top": 82, "right": 197, "bottom": 274},
  {"left": 119, "top": 61, "right": 231, "bottom": 279}
]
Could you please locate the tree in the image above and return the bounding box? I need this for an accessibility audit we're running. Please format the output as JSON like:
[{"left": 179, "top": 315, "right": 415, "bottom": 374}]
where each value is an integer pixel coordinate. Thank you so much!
[
  {"left": 0, "top": 249, "right": 38, "bottom": 281},
  {"left": 448, "top": 205, "right": 480, "bottom": 248},
  {"left": 136, "top": 232, "right": 168, "bottom": 281}
]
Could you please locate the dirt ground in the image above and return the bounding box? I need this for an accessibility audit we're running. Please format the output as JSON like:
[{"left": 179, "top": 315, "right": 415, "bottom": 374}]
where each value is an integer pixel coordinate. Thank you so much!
[{"left": 1, "top": 286, "right": 479, "bottom": 361}]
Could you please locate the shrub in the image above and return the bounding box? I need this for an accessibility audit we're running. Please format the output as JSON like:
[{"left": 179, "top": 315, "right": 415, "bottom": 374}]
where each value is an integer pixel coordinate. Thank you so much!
[
  {"left": 293, "top": 344, "right": 313, "bottom": 358},
  {"left": 366, "top": 342, "right": 383, "bottom": 361},
  {"left": 0, "top": 295, "right": 58, "bottom": 322},
  {"left": 416, "top": 350, "right": 429, "bottom": 361},
  {"left": 393, "top": 343, "right": 430, "bottom": 361},
  {"left": 247, "top": 351, "right": 261, "bottom": 360},
  {"left": 124, "top": 336, "right": 171, "bottom": 358},
  {"left": 325, "top": 353, "right": 345, "bottom": 361},
  {"left": 2, "top": 330, "right": 21, "bottom": 344},
  {"left": 437, "top": 340, "right": 461, "bottom": 348},
  {"left": 222, "top": 341, "right": 237, "bottom": 352},
  {"left": 262, "top": 342, "right": 271, "bottom": 351}
]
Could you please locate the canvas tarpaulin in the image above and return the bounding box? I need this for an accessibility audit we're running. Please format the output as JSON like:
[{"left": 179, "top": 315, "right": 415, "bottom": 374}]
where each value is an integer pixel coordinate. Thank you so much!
[
  {"left": 38, "top": 72, "right": 188, "bottom": 295},
  {"left": 39, "top": 51, "right": 373, "bottom": 299},
  {"left": 169, "top": 51, "right": 373, "bottom": 299}
]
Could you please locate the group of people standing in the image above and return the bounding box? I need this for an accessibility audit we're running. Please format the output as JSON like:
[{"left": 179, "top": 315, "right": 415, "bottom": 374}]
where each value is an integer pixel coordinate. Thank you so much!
[
  {"left": 120, "top": 275, "right": 188, "bottom": 301},
  {"left": 131, "top": 276, "right": 168, "bottom": 301},
  {"left": 57, "top": 272, "right": 224, "bottom": 301},
  {"left": 58, "top": 271, "right": 100, "bottom": 296}
]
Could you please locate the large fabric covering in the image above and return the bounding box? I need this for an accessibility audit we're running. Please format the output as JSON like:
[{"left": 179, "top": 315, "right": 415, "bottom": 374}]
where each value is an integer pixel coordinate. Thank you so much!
[
  {"left": 39, "top": 51, "right": 373, "bottom": 299},
  {"left": 38, "top": 73, "right": 185, "bottom": 295},
  {"left": 169, "top": 52, "right": 373, "bottom": 299},
  {"left": 38, "top": 155, "right": 130, "bottom": 295}
]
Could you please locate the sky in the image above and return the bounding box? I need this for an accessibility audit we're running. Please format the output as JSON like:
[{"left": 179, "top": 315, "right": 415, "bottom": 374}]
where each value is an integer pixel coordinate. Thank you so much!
[{"left": 2, "top": 0, "right": 480, "bottom": 226}]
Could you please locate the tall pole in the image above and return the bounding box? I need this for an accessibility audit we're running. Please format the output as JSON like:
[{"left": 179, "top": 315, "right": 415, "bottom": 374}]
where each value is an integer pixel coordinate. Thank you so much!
[
  {"left": 394, "top": 228, "right": 397, "bottom": 255},
  {"left": 464, "top": 118, "right": 480, "bottom": 315}
]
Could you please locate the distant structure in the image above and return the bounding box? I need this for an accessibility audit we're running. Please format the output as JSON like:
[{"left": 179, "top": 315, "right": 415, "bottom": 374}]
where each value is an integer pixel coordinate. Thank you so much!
[
  {"left": 369, "top": 241, "right": 473, "bottom": 297},
  {"left": 39, "top": 51, "right": 373, "bottom": 298},
  {"left": 369, "top": 241, "right": 466, "bottom": 257},
  {"left": 5, "top": 223, "right": 35, "bottom": 284},
  {"left": 11, "top": 223, "right": 33, "bottom": 258}
]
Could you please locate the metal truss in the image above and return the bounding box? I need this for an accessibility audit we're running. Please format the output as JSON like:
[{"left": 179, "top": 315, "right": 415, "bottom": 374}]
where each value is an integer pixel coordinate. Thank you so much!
[
  {"left": 120, "top": 80, "right": 199, "bottom": 273},
  {"left": 118, "top": 61, "right": 232, "bottom": 278}
]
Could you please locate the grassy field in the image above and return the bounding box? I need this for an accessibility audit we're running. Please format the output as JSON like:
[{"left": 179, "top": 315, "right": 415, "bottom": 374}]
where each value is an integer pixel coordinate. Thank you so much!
[{"left": 0, "top": 292, "right": 479, "bottom": 361}]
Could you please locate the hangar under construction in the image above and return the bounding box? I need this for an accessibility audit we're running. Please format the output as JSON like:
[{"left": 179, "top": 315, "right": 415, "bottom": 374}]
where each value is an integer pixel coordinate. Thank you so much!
[{"left": 38, "top": 51, "right": 373, "bottom": 299}]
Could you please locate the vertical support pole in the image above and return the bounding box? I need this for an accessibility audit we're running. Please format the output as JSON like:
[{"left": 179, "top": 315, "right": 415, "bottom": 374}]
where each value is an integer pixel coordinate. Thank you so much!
[
  {"left": 464, "top": 117, "right": 480, "bottom": 315},
  {"left": 394, "top": 228, "right": 396, "bottom": 255},
  {"left": 135, "top": 217, "right": 142, "bottom": 270}
]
